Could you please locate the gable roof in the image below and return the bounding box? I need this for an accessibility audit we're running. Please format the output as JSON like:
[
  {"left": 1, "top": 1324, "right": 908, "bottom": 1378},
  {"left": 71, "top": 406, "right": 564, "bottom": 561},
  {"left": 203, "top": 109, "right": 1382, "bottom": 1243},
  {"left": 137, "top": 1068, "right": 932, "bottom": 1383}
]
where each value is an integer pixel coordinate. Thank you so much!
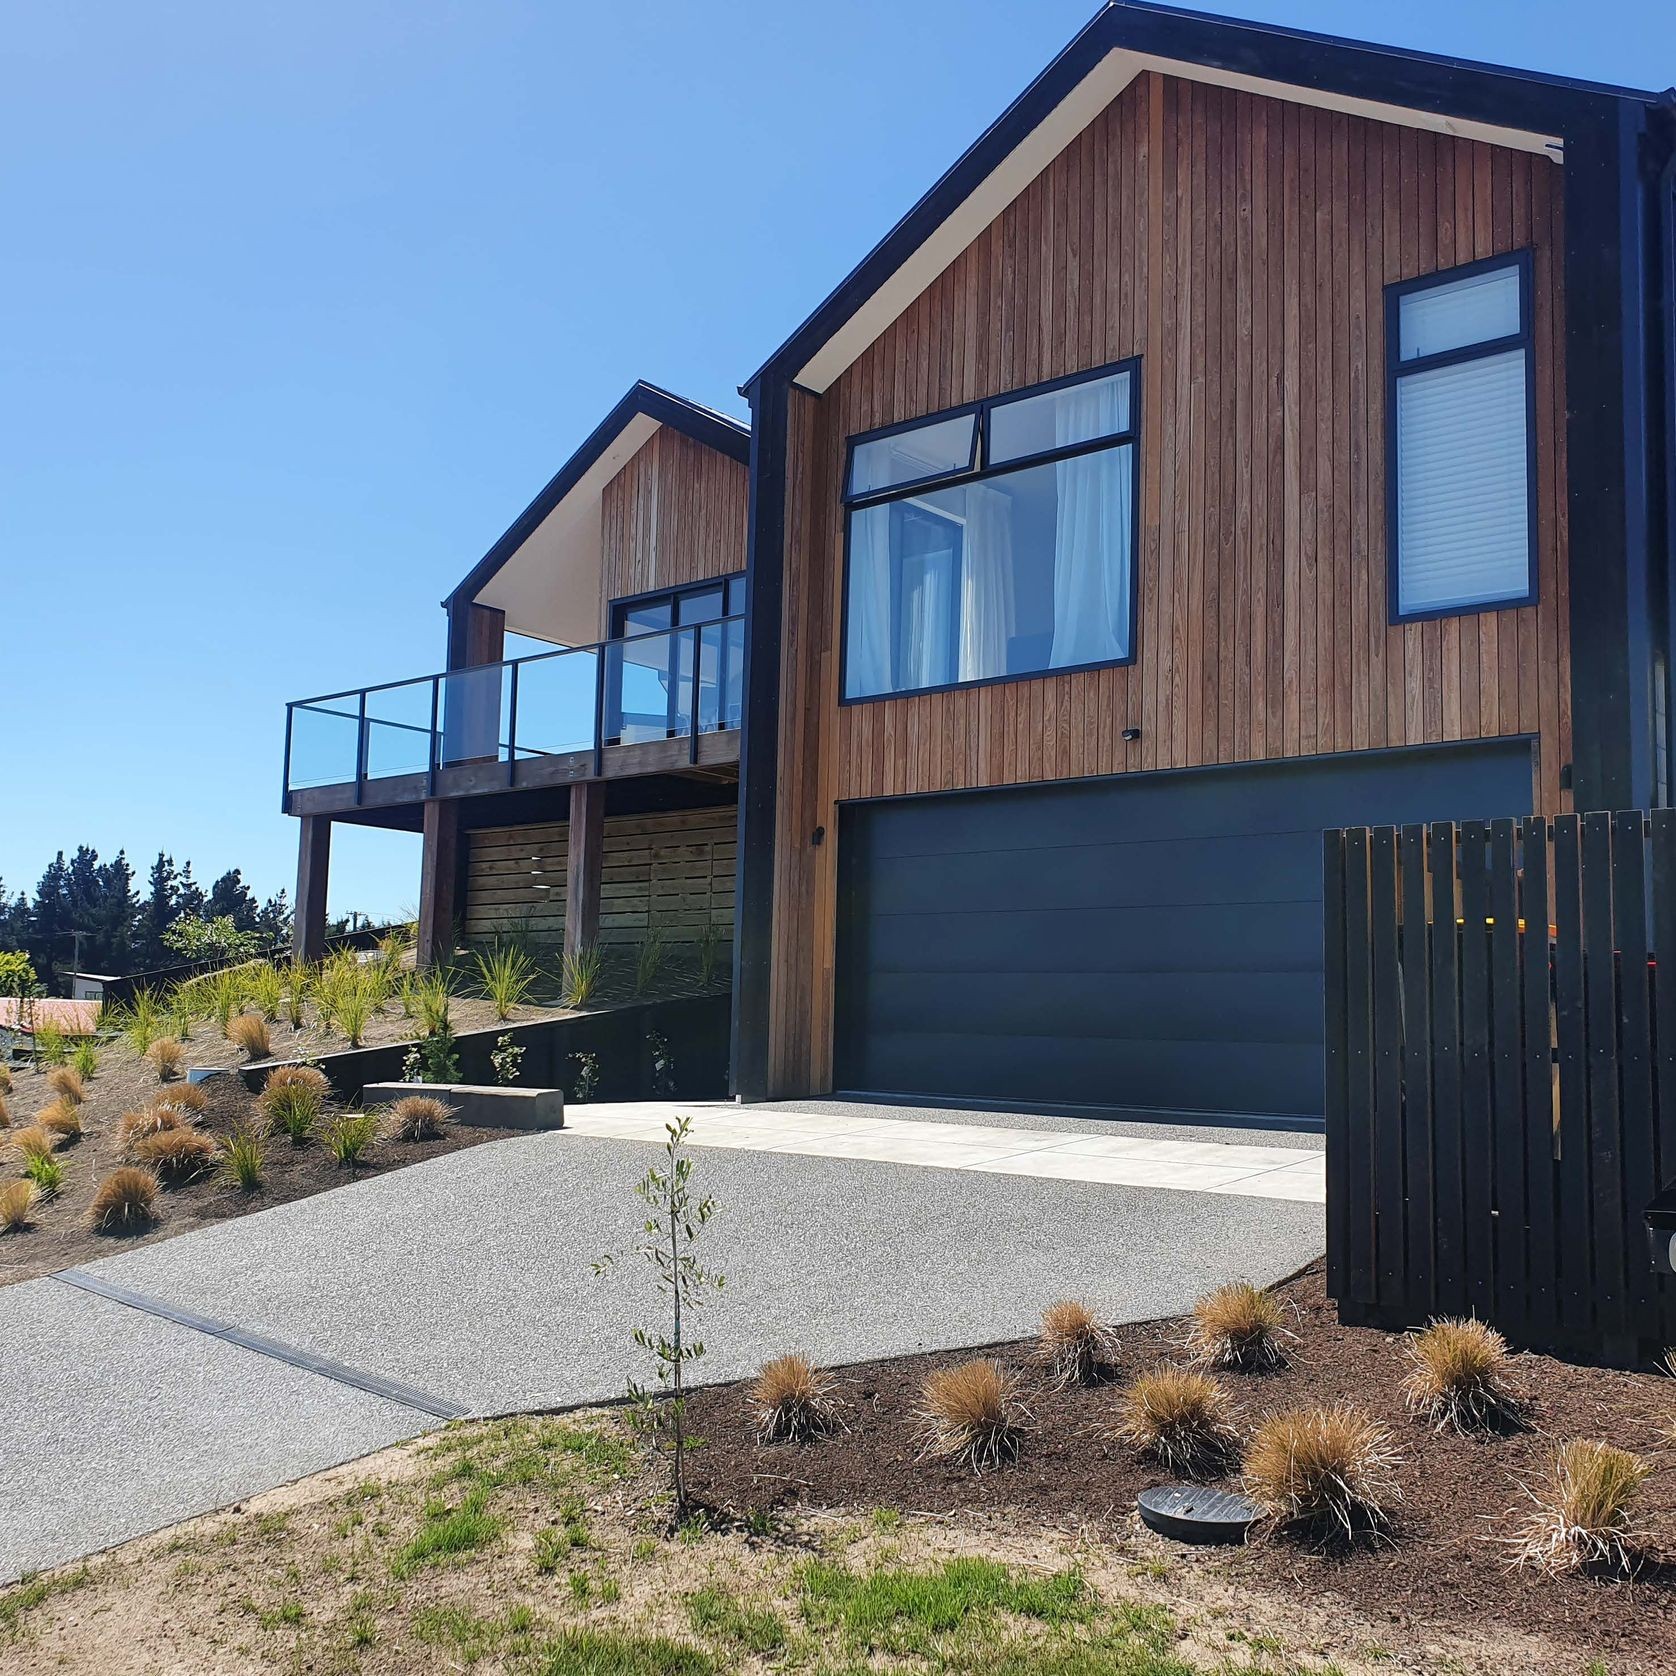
[
  {"left": 745, "top": 0, "right": 1666, "bottom": 396},
  {"left": 444, "top": 381, "right": 749, "bottom": 620}
]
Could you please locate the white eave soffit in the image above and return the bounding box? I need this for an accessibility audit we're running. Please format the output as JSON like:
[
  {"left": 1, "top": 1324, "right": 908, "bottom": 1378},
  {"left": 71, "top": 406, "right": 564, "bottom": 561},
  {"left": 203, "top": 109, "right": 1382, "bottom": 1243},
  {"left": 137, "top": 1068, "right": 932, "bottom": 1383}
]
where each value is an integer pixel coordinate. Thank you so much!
[{"left": 794, "top": 47, "right": 1565, "bottom": 393}]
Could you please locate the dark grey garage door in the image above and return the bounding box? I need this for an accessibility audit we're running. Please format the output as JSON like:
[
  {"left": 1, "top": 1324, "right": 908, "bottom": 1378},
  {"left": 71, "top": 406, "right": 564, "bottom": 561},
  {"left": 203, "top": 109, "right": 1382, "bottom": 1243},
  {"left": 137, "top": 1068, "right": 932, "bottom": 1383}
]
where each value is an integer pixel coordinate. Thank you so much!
[{"left": 834, "top": 742, "right": 1534, "bottom": 1122}]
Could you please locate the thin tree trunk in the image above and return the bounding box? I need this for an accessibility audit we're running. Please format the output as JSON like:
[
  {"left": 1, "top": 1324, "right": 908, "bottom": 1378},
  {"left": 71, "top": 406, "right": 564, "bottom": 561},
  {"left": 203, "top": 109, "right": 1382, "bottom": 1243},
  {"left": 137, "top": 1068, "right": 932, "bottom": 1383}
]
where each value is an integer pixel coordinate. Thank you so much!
[{"left": 670, "top": 1201, "right": 685, "bottom": 1518}]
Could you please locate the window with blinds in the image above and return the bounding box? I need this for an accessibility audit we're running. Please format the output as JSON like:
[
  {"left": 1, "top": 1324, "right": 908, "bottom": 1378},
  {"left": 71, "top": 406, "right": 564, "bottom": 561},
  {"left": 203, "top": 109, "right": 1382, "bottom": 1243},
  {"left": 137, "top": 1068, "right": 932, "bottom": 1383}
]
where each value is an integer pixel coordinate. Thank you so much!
[{"left": 1388, "top": 254, "right": 1536, "bottom": 622}]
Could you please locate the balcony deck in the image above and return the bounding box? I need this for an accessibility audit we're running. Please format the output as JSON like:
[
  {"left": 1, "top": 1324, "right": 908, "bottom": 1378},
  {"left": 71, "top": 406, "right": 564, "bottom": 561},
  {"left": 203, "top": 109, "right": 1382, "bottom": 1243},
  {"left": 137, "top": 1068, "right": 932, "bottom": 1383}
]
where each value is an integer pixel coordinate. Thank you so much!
[{"left": 283, "top": 616, "right": 743, "bottom": 820}]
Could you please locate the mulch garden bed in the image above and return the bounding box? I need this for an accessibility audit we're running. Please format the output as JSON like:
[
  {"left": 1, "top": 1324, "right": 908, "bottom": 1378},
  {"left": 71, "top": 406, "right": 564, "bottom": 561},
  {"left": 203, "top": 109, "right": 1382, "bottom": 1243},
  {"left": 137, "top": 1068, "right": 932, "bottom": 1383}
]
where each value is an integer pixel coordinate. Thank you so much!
[
  {"left": 0, "top": 1059, "right": 519, "bottom": 1287},
  {"left": 684, "top": 1261, "right": 1676, "bottom": 1671}
]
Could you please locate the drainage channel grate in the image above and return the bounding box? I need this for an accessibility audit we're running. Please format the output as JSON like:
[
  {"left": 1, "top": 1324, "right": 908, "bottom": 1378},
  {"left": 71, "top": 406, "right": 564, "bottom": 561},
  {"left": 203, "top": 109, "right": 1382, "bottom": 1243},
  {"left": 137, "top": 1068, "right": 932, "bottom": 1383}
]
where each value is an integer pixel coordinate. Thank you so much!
[{"left": 53, "top": 1269, "right": 471, "bottom": 1422}]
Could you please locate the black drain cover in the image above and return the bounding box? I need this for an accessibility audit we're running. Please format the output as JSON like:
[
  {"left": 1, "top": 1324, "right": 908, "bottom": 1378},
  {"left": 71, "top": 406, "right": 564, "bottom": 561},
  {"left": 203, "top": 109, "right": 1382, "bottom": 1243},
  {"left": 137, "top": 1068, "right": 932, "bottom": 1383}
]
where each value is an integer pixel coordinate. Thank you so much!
[{"left": 1137, "top": 1484, "right": 1261, "bottom": 1544}]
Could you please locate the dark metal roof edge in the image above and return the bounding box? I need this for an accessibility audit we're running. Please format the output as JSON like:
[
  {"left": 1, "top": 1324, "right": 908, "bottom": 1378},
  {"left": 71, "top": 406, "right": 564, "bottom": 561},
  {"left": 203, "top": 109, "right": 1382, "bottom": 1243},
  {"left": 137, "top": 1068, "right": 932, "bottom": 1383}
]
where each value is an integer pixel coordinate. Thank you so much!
[
  {"left": 740, "top": 0, "right": 1661, "bottom": 396},
  {"left": 444, "top": 381, "right": 749, "bottom": 610}
]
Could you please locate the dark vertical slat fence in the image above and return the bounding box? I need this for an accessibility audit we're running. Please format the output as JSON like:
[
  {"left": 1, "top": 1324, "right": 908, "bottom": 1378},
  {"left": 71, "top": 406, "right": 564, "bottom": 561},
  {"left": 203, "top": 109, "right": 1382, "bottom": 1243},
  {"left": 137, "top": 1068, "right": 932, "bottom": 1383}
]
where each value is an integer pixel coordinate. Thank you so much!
[{"left": 1325, "top": 810, "right": 1676, "bottom": 1364}]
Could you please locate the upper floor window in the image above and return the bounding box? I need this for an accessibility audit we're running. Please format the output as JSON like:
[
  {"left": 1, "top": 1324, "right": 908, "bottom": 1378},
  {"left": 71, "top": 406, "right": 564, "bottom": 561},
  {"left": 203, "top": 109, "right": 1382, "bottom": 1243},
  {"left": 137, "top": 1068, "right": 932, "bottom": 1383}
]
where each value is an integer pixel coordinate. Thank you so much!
[
  {"left": 606, "top": 575, "right": 746, "bottom": 744},
  {"left": 841, "top": 361, "right": 1140, "bottom": 701},
  {"left": 1388, "top": 254, "right": 1536, "bottom": 622}
]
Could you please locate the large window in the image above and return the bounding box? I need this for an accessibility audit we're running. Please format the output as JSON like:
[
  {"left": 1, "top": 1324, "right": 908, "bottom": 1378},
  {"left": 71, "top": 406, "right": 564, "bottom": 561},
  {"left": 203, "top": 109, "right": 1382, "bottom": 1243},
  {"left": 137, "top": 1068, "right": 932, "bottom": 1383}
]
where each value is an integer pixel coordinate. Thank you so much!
[
  {"left": 1388, "top": 254, "right": 1536, "bottom": 622},
  {"left": 842, "top": 362, "right": 1140, "bottom": 701}
]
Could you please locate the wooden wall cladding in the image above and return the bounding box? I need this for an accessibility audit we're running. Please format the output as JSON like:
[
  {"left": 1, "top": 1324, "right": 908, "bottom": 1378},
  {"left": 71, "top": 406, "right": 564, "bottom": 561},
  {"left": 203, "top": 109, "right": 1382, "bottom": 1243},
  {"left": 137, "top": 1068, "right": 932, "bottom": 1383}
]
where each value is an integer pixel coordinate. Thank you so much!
[
  {"left": 599, "top": 427, "right": 749, "bottom": 627},
  {"left": 464, "top": 808, "right": 736, "bottom": 949},
  {"left": 767, "top": 70, "right": 1572, "bottom": 1095}
]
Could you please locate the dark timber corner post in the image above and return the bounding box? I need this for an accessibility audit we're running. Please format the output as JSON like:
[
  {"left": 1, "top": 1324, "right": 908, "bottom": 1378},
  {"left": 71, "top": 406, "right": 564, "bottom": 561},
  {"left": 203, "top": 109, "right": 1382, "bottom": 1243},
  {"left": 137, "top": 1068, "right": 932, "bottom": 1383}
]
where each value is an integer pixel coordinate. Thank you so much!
[
  {"left": 417, "top": 798, "right": 461, "bottom": 969},
  {"left": 731, "top": 373, "right": 789, "bottom": 1101},
  {"left": 294, "top": 816, "right": 331, "bottom": 963},
  {"left": 1561, "top": 97, "right": 1660, "bottom": 812},
  {"left": 564, "top": 780, "right": 605, "bottom": 962}
]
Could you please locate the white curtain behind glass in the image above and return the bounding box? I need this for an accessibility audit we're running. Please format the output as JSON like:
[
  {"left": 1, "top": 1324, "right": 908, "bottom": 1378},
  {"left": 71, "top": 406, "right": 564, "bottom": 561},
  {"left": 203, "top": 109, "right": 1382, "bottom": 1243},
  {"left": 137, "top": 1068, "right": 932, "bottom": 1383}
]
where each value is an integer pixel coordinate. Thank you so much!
[
  {"left": 845, "top": 503, "right": 893, "bottom": 698},
  {"left": 959, "top": 484, "right": 1015, "bottom": 681},
  {"left": 1048, "top": 383, "right": 1131, "bottom": 667}
]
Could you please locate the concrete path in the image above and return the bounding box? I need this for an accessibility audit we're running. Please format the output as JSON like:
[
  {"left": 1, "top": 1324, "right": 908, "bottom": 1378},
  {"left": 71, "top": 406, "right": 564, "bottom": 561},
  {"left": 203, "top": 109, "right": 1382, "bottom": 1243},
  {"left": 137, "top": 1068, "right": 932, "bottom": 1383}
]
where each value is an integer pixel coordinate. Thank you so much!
[
  {"left": 0, "top": 1103, "right": 1323, "bottom": 1581},
  {"left": 566, "top": 1101, "right": 1325, "bottom": 1202}
]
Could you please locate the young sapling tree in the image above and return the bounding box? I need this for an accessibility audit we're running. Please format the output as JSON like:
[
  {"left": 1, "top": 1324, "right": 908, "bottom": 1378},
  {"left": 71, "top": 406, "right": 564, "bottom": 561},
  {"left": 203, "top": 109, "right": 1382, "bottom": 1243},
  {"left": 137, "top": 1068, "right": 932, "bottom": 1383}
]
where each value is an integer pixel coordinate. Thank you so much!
[{"left": 594, "top": 1115, "right": 724, "bottom": 1523}]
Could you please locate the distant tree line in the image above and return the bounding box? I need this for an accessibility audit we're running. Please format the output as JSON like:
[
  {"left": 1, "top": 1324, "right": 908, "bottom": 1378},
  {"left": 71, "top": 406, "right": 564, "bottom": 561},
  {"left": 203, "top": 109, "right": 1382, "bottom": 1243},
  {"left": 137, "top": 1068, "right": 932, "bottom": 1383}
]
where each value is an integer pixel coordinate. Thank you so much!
[{"left": 0, "top": 849, "right": 291, "bottom": 982}]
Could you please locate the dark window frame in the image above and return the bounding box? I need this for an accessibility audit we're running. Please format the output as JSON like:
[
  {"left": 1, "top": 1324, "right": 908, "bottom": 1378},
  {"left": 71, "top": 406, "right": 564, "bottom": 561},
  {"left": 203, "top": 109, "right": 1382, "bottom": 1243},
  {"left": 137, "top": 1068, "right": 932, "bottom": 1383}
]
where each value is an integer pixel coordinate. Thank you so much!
[
  {"left": 839, "top": 356, "right": 1143, "bottom": 707},
  {"left": 1385, "top": 249, "right": 1539, "bottom": 626},
  {"left": 605, "top": 572, "right": 746, "bottom": 742}
]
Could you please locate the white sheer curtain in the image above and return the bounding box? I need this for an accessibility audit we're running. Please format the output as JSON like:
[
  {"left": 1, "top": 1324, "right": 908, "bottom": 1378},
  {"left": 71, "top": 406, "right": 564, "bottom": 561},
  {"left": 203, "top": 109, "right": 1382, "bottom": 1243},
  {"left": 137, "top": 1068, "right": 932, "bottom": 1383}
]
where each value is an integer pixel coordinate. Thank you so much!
[
  {"left": 959, "top": 484, "right": 1015, "bottom": 682},
  {"left": 901, "top": 555, "right": 956, "bottom": 688},
  {"left": 845, "top": 503, "right": 893, "bottom": 698},
  {"left": 1048, "top": 382, "right": 1131, "bottom": 667}
]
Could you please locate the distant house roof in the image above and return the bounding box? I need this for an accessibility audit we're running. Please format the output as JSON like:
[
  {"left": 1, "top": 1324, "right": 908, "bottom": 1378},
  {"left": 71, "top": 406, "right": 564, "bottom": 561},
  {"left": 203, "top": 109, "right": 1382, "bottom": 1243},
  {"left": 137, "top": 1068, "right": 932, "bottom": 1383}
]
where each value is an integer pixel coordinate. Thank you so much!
[
  {"left": 743, "top": 0, "right": 1668, "bottom": 396},
  {"left": 0, "top": 997, "right": 100, "bottom": 1037}
]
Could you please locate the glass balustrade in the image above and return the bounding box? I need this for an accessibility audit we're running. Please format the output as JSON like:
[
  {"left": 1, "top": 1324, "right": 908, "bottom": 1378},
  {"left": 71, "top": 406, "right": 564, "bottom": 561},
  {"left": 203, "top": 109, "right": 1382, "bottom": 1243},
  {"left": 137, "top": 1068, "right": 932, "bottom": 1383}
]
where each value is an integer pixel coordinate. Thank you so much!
[{"left": 284, "top": 615, "right": 744, "bottom": 798}]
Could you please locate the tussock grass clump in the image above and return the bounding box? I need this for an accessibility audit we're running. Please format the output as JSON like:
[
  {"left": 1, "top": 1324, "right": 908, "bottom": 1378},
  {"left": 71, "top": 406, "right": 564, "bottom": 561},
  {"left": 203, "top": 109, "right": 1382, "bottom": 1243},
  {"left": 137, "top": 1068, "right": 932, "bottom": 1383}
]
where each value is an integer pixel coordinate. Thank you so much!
[
  {"left": 133, "top": 1126, "right": 218, "bottom": 1180},
  {"left": 23, "top": 1151, "right": 65, "bottom": 1197},
  {"left": 71, "top": 1039, "right": 99, "bottom": 1080},
  {"left": 11, "top": 1124, "right": 58, "bottom": 1165},
  {"left": 918, "top": 1359, "right": 1026, "bottom": 1473},
  {"left": 387, "top": 1095, "right": 454, "bottom": 1142},
  {"left": 158, "top": 1080, "right": 208, "bottom": 1114},
  {"left": 0, "top": 1180, "right": 37, "bottom": 1232},
  {"left": 560, "top": 944, "right": 602, "bottom": 1008},
  {"left": 37, "top": 1099, "right": 83, "bottom": 1142},
  {"left": 226, "top": 1012, "right": 272, "bottom": 1061},
  {"left": 45, "top": 1065, "right": 85, "bottom": 1105},
  {"left": 323, "top": 1111, "right": 378, "bottom": 1167},
  {"left": 146, "top": 1037, "right": 186, "bottom": 1083},
  {"left": 1404, "top": 1317, "right": 1523, "bottom": 1433},
  {"left": 89, "top": 1167, "right": 159, "bottom": 1230},
  {"left": 34, "top": 1024, "right": 67, "bottom": 1066},
  {"left": 410, "top": 968, "right": 456, "bottom": 1036},
  {"left": 1189, "top": 1280, "right": 1290, "bottom": 1371},
  {"left": 1036, "top": 1300, "right": 1116, "bottom": 1388},
  {"left": 0, "top": 1062, "right": 11, "bottom": 1093},
  {"left": 259, "top": 1066, "right": 327, "bottom": 1145},
  {"left": 221, "top": 1126, "right": 265, "bottom": 1192},
  {"left": 751, "top": 1353, "right": 844, "bottom": 1445},
  {"left": 0, "top": 1090, "right": 9, "bottom": 1128},
  {"left": 1244, "top": 1405, "right": 1400, "bottom": 1540},
  {"left": 1514, "top": 1439, "right": 1651, "bottom": 1575},
  {"left": 475, "top": 945, "right": 536, "bottom": 1021},
  {"left": 247, "top": 963, "right": 283, "bottom": 1022},
  {"left": 118, "top": 1103, "right": 191, "bottom": 1155},
  {"left": 263, "top": 1063, "right": 330, "bottom": 1100},
  {"left": 1118, "top": 1365, "right": 1241, "bottom": 1474},
  {"left": 119, "top": 989, "right": 164, "bottom": 1054}
]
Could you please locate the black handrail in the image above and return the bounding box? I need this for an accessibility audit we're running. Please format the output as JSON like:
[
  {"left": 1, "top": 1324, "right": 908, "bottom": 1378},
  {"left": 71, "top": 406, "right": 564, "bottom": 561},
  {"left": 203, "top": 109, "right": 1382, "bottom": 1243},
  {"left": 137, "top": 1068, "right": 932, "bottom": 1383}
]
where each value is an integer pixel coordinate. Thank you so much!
[{"left": 283, "top": 612, "right": 745, "bottom": 799}]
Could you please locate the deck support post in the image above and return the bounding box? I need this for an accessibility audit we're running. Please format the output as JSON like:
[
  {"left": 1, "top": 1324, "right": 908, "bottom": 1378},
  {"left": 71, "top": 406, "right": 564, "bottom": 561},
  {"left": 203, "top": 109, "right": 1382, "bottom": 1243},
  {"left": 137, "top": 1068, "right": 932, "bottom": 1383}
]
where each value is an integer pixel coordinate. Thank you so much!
[
  {"left": 564, "top": 779, "right": 605, "bottom": 963},
  {"left": 293, "top": 816, "right": 331, "bottom": 964},
  {"left": 417, "top": 798, "right": 462, "bottom": 969}
]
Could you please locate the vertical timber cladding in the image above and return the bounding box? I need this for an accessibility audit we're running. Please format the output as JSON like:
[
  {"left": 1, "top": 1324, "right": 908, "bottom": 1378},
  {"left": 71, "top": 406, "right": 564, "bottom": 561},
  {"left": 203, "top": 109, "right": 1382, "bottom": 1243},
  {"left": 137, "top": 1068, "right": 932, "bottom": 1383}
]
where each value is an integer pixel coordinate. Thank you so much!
[
  {"left": 769, "top": 71, "right": 1574, "bottom": 1096},
  {"left": 598, "top": 425, "right": 750, "bottom": 630},
  {"left": 463, "top": 809, "right": 737, "bottom": 950}
]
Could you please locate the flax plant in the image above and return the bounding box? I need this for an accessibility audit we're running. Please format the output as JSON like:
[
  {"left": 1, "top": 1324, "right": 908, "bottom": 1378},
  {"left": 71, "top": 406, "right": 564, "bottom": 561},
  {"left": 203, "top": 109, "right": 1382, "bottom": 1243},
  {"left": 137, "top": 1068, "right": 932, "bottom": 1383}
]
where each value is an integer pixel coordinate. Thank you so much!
[{"left": 476, "top": 944, "right": 536, "bottom": 1021}]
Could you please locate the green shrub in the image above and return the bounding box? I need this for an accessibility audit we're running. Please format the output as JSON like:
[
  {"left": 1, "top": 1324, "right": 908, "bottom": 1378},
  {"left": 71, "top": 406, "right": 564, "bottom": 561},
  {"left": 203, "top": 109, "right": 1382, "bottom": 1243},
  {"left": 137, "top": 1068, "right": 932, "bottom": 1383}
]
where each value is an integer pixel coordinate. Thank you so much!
[
  {"left": 323, "top": 1111, "right": 378, "bottom": 1168},
  {"left": 695, "top": 922, "right": 726, "bottom": 987},
  {"left": 560, "top": 944, "right": 602, "bottom": 1008},
  {"left": 221, "top": 1126, "right": 265, "bottom": 1192},
  {"left": 119, "top": 989, "right": 164, "bottom": 1054},
  {"left": 404, "top": 1018, "right": 460, "bottom": 1084},
  {"left": 0, "top": 951, "right": 38, "bottom": 998},
  {"left": 490, "top": 1032, "right": 525, "bottom": 1085},
  {"left": 476, "top": 945, "right": 536, "bottom": 1021},
  {"left": 635, "top": 930, "right": 668, "bottom": 996},
  {"left": 23, "top": 1151, "right": 66, "bottom": 1198},
  {"left": 570, "top": 1050, "right": 601, "bottom": 1104}
]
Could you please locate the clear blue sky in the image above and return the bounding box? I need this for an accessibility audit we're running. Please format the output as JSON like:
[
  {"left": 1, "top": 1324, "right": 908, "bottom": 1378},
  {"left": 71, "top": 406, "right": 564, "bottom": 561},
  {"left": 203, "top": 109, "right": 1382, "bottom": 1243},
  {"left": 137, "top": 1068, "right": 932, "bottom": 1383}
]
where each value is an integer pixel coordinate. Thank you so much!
[{"left": 3, "top": 0, "right": 1671, "bottom": 923}]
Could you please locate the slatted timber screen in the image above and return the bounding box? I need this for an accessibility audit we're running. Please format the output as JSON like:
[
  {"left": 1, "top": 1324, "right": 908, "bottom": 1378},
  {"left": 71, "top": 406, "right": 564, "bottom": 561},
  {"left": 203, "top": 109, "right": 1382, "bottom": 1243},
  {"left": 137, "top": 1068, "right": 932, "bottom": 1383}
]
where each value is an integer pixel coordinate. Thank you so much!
[
  {"left": 464, "top": 809, "right": 736, "bottom": 951},
  {"left": 1324, "top": 811, "right": 1676, "bottom": 1362}
]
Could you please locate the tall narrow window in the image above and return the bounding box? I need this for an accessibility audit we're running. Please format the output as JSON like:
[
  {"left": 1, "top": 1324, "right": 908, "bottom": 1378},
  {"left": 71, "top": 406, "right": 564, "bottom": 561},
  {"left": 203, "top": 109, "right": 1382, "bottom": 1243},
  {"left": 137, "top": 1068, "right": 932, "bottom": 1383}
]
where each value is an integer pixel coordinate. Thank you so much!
[
  {"left": 1388, "top": 254, "right": 1536, "bottom": 621},
  {"left": 841, "top": 361, "right": 1140, "bottom": 701}
]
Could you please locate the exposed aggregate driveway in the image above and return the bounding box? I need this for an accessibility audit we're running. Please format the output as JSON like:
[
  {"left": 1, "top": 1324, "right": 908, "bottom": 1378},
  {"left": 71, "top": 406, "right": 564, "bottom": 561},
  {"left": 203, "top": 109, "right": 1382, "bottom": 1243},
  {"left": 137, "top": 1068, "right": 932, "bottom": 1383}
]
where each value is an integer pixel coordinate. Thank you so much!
[{"left": 0, "top": 1108, "right": 1322, "bottom": 1580}]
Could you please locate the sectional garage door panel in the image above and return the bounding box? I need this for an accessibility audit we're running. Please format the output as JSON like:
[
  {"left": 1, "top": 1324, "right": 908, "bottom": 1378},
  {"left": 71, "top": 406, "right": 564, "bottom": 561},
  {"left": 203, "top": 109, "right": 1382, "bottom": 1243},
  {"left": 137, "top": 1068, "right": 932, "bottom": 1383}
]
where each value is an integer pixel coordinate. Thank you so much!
[{"left": 833, "top": 742, "right": 1534, "bottom": 1120}]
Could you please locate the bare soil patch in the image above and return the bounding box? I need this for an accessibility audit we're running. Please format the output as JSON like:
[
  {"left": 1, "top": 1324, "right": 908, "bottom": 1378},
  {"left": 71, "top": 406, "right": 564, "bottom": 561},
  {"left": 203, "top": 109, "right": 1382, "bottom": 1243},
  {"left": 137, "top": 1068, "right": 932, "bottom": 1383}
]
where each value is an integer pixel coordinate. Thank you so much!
[
  {"left": 683, "top": 1262, "right": 1676, "bottom": 1673},
  {"left": 0, "top": 1038, "right": 520, "bottom": 1288}
]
